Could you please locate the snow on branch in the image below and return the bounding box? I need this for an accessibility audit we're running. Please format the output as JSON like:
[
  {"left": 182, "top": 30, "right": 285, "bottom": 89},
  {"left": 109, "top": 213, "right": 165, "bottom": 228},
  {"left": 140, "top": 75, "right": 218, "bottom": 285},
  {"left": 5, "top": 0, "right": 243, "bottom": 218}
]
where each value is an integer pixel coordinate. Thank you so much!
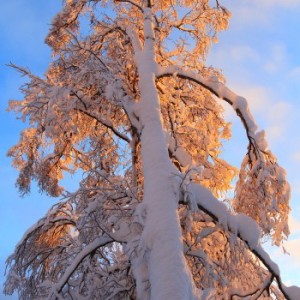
[
  {"left": 77, "top": 108, "right": 131, "bottom": 143},
  {"left": 183, "top": 182, "right": 299, "bottom": 300},
  {"left": 156, "top": 66, "right": 261, "bottom": 154},
  {"left": 114, "top": 0, "right": 144, "bottom": 12},
  {"left": 228, "top": 273, "right": 274, "bottom": 299},
  {"left": 47, "top": 236, "right": 113, "bottom": 300},
  {"left": 157, "top": 65, "right": 291, "bottom": 244}
]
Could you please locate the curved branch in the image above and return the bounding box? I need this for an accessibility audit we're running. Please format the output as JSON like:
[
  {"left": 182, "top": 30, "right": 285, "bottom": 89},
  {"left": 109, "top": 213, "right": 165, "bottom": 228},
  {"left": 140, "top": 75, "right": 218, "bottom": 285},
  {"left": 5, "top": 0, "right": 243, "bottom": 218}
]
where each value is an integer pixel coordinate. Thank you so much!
[
  {"left": 114, "top": 0, "right": 144, "bottom": 13},
  {"left": 77, "top": 108, "right": 131, "bottom": 143},
  {"left": 47, "top": 236, "right": 113, "bottom": 300},
  {"left": 156, "top": 66, "right": 264, "bottom": 158},
  {"left": 230, "top": 275, "right": 273, "bottom": 299},
  {"left": 182, "top": 182, "right": 296, "bottom": 300}
]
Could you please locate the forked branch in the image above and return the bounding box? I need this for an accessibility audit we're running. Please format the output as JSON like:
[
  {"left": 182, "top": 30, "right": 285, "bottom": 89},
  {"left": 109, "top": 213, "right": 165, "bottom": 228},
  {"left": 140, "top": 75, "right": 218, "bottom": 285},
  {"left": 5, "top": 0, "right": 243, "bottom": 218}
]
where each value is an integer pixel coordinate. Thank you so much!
[
  {"left": 182, "top": 182, "right": 297, "bottom": 300},
  {"left": 47, "top": 236, "right": 113, "bottom": 300}
]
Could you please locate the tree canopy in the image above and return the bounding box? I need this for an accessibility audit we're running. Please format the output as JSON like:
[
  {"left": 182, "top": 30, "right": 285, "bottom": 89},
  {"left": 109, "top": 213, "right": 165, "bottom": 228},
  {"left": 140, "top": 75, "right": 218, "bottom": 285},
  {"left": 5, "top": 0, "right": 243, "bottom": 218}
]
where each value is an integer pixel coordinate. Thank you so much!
[{"left": 4, "top": 0, "right": 297, "bottom": 299}]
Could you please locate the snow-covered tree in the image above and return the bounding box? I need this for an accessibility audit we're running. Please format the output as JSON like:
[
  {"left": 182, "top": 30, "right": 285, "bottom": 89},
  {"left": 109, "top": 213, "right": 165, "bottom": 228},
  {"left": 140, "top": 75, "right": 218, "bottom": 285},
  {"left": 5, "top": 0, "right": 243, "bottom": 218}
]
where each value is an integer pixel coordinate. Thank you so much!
[{"left": 4, "top": 0, "right": 298, "bottom": 299}]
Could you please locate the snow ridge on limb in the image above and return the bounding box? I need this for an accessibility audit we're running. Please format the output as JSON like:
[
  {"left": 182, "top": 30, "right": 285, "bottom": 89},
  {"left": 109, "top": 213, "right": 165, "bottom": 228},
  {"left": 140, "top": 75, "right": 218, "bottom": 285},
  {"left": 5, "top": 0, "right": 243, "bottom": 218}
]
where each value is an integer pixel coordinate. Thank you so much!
[
  {"left": 184, "top": 182, "right": 298, "bottom": 300},
  {"left": 156, "top": 66, "right": 259, "bottom": 147},
  {"left": 156, "top": 65, "right": 291, "bottom": 245}
]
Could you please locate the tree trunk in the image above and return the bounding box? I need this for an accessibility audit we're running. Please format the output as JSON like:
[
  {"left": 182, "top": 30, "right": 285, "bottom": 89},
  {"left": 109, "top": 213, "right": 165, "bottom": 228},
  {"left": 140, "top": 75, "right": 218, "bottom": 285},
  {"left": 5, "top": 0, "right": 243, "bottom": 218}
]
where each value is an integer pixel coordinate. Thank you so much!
[{"left": 133, "top": 8, "right": 198, "bottom": 300}]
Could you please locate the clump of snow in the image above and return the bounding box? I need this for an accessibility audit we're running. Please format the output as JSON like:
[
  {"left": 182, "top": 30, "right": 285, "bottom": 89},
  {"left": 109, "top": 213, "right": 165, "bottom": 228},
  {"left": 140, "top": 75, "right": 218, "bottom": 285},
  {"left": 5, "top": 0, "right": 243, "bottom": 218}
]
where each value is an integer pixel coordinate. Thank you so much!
[
  {"left": 255, "top": 130, "right": 269, "bottom": 152},
  {"left": 231, "top": 213, "right": 260, "bottom": 249},
  {"left": 174, "top": 147, "right": 192, "bottom": 167},
  {"left": 282, "top": 284, "right": 300, "bottom": 300},
  {"left": 202, "top": 168, "right": 212, "bottom": 179}
]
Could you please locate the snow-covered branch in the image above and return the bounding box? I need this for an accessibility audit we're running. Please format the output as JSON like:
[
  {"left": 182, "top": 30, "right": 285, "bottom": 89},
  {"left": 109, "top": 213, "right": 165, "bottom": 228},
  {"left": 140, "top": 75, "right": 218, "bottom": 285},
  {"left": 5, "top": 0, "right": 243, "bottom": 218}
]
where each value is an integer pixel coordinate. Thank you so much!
[
  {"left": 115, "top": 0, "right": 144, "bottom": 12},
  {"left": 78, "top": 108, "right": 131, "bottom": 143},
  {"left": 184, "top": 182, "right": 298, "bottom": 300},
  {"left": 229, "top": 274, "right": 274, "bottom": 299},
  {"left": 157, "top": 65, "right": 290, "bottom": 245},
  {"left": 47, "top": 236, "right": 113, "bottom": 300},
  {"left": 156, "top": 66, "right": 263, "bottom": 156}
]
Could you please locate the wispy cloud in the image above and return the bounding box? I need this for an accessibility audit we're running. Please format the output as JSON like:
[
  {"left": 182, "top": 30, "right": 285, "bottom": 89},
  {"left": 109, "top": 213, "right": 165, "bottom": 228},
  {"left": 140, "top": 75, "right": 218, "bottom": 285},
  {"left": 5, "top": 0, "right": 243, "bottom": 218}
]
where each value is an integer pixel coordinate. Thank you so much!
[
  {"left": 288, "top": 66, "right": 300, "bottom": 80},
  {"left": 292, "top": 152, "right": 300, "bottom": 163},
  {"left": 282, "top": 239, "right": 300, "bottom": 267},
  {"left": 263, "top": 44, "right": 287, "bottom": 73},
  {"left": 229, "top": 46, "right": 259, "bottom": 63},
  {"left": 224, "top": 0, "right": 300, "bottom": 22},
  {"left": 256, "top": 0, "right": 300, "bottom": 8},
  {"left": 289, "top": 216, "right": 300, "bottom": 235}
]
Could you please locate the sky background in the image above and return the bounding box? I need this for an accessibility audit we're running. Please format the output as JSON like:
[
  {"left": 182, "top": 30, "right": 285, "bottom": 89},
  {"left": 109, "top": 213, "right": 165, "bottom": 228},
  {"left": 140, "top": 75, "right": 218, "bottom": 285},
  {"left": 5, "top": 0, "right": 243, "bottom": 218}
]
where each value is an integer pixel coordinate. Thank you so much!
[{"left": 0, "top": 0, "right": 300, "bottom": 298}]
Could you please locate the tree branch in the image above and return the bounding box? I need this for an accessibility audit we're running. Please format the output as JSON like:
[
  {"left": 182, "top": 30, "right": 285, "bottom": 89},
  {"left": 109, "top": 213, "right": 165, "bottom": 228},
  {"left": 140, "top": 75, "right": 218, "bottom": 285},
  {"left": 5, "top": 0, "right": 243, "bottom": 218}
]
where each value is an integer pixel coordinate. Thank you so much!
[
  {"left": 230, "top": 274, "right": 273, "bottom": 299},
  {"left": 182, "top": 182, "right": 295, "bottom": 300},
  {"left": 47, "top": 236, "right": 113, "bottom": 300},
  {"left": 77, "top": 108, "right": 131, "bottom": 143},
  {"left": 156, "top": 66, "right": 263, "bottom": 159},
  {"left": 114, "top": 0, "right": 144, "bottom": 13}
]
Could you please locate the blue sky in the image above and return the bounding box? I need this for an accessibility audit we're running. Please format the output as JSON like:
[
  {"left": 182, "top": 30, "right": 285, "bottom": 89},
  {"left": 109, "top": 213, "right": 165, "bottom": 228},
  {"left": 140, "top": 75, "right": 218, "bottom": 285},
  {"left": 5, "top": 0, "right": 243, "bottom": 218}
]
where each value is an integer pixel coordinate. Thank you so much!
[
  {"left": 0, "top": 0, "right": 299, "bottom": 298},
  {"left": 0, "top": 1, "right": 63, "bottom": 299}
]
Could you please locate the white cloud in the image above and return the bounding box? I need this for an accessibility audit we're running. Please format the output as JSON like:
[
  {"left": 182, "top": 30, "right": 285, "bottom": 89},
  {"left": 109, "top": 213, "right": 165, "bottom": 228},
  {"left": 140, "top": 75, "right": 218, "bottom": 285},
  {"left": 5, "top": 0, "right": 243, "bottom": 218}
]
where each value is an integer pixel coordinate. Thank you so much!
[
  {"left": 267, "top": 236, "right": 300, "bottom": 286},
  {"left": 207, "top": 44, "right": 260, "bottom": 77},
  {"left": 226, "top": 84, "right": 271, "bottom": 116},
  {"left": 221, "top": 0, "right": 300, "bottom": 31},
  {"left": 218, "top": 85, "right": 270, "bottom": 123},
  {"left": 263, "top": 44, "right": 287, "bottom": 73},
  {"left": 292, "top": 152, "right": 300, "bottom": 163},
  {"left": 221, "top": 83, "right": 293, "bottom": 144},
  {"left": 230, "top": 45, "right": 259, "bottom": 63},
  {"left": 265, "top": 126, "right": 283, "bottom": 142},
  {"left": 288, "top": 66, "right": 300, "bottom": 80},
  {"left": 267, "top": 101, "right": 292, "bottom": 122},
  {"left": 241, "top": 86, "right": 270, "bottom": 113},
  {"left": 256, "top": 0, "right": 300, "bottom": 8},
  {"left": 221, "top": 1, "right": 273, "bottom": 27},
  {"left": 265, "top": 101, "right": 291, "bottom": 144},
  {"left": 283, "top": 239, "right": 300, "bottom": 264},
  {"left": 289, "top": 216, "right": 300, "bottom": 236}
]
